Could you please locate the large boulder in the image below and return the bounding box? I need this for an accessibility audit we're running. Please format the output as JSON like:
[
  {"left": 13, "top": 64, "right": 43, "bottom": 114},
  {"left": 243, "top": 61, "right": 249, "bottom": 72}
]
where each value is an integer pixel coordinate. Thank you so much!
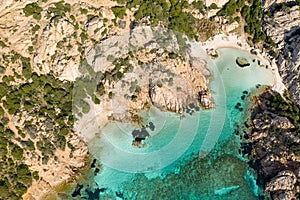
[
  {"left": 236, "top": 57, "right": 250, "bottom": 67},
  {"left": 266, "top": 171, "right": 297, "bottom": 200}
]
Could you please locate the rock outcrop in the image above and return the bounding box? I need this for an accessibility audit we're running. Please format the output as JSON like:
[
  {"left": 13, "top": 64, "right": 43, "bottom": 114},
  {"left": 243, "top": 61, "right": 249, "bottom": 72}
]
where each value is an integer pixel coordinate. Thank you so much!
[
  {"left": 258, "top": 3, "right": 300, "bottom": 198},
  {"left": 266, "top": 170, "right": 297, "bottom": 200},
  {"left": 263, "top": 4, "right": 299, "bottom": 47},
  {"left": 83, "top": 26, "right": 215, "bottom": 129},
  {"left": 263, "top": 2, "right": 300, "bottom": 105},
  {"left": 245, "top": 89, "right": 300, "bottom": 199}
]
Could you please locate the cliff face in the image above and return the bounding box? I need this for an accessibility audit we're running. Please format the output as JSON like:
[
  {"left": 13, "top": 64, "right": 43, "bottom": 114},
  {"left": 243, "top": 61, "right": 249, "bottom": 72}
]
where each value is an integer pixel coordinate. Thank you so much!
[
  {"left": 263, "top": 2, "right": 300, "bottom": 105},
  {"left": 242, "top": 2, "right": 300, "bottom": 199},
  {"left": 246, "top": 89, "right": 300, "bottom": 200}
]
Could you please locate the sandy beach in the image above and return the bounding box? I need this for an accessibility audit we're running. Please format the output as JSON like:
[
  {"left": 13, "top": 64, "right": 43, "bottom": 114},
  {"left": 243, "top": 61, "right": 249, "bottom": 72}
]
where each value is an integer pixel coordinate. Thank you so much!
[{"left": 201, "top": 34, "right": 286, "bottom": 94}]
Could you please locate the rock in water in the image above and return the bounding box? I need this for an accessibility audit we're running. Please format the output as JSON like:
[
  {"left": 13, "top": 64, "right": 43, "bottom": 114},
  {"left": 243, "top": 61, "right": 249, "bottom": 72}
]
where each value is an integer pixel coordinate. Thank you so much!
[
  {"left": 199, "top": 90, "right": 215, "bottom": 109},
  {"left": 236, "top": 57, "right": 250, "bottom": 67}
]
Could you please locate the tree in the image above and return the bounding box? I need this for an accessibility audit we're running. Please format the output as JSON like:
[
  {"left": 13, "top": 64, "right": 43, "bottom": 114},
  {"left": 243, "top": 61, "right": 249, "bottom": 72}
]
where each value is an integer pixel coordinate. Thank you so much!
[
  {"left": 112, "top": 6, "right": 127, "bottom": 19},
  {"left": 11, "top": 145, "right": 24, "bottom": 160},
  {"left": 209, "top": 3, "right": 218, "bottom": 10},
  {"left": 23, "top": 3, "right": 42, "bottom": 20},
  {"left": 0, "top": 181, "right": 10, "bottom": 198},
  {"left": 0, "top": 82, "right": 8, "bottom": 98},
  {"left": 21, "top": 57, "right": 32, "bottom": 79}
]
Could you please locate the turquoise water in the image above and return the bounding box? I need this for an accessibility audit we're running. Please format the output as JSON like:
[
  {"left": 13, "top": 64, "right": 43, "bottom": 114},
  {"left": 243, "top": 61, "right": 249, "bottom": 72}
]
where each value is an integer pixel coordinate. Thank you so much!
[{"left": 78, "top": 48, "right": 274, "bottom": 199}]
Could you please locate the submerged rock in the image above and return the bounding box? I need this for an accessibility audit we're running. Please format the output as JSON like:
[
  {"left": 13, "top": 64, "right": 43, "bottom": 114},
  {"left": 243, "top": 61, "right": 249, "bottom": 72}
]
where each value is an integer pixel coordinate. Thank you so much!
[
  {"left": 236, "top": 57, "right": 250, "bottom": 67},
  {"left": 214, "top": 185, "right": 240, "bottom": 196}
]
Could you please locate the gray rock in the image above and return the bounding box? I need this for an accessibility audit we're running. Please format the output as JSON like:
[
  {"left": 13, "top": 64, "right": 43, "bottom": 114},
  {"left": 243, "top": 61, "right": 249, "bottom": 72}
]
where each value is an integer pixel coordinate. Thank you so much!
[
  {"left": 266, "top": 170, "right": 297, "bottom": 192},
  {"left": 263, "top": 3, "right": 300, "bottom": 106},
  {"left": 266, "top": 170, "right": 297, "bottom": 200},
  {"left": 236, "top": 57, "right": 250, "bottom": 67},
  {"left": 271, "top": 190, "right": 296, "bottom": 200}
]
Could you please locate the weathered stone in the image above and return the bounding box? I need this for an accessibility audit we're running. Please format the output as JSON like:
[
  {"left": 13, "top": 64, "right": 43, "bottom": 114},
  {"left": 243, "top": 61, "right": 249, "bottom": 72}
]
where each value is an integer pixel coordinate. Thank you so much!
[
  {"left": 263, "top": 3, "right": 300, "bottom": 105},
  {"left": 266, "top": 170, "right": 297, "bottom": 192},
  {"left": 247, "top": 89, "right": 300, "bottom": 199},
  {"left": 266, "top": 171, "right": 297, "bottom": 200},
  {"left": 236, "top": 57, "right": 250, "bottom": 67}
]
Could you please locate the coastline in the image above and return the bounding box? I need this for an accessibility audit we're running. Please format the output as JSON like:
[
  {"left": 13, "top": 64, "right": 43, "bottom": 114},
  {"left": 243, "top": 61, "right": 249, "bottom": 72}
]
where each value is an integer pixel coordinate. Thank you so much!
[
  {"left": 23, "top": 154, "right": 93, "bottom": 200},
  {"left": 241, "top": 87, "right": 300, "bottom": 199},
  {"left": 201, "top": 33, "right": 286, "bottom": 94},
  {"left": 50, "top": 33, "right": 286, "bottom": 199},
  {"left": 0, "top": 0, "right": 297, "bottom": 198},
  {"left": 24, "top": 33, "right": 287, "bottom": 199}
]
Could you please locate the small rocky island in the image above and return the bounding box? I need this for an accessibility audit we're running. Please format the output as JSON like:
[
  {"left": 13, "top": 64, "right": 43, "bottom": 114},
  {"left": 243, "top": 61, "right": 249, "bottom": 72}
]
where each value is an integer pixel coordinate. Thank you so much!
[{"left": 236, "top": 57, "right": 250, "bottom": 67}]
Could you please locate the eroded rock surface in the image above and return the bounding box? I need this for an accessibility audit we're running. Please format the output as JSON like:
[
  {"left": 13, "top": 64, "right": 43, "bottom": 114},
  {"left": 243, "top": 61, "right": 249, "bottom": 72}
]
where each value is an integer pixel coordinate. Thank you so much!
[
  {"left": 266, "top": 170, "right": 297, "bottom": 198},
  {"left": 236, "top": 57, "right": 250, "bottom": 67},
  {"left": 246, "top": 89, "right": 300, "bottom": 199},
  {"left": 263, "top": 2, "right": 300, "bottom": 105},
  {"left": 80, "top": 26, "right": 214, "bottom": 130}
]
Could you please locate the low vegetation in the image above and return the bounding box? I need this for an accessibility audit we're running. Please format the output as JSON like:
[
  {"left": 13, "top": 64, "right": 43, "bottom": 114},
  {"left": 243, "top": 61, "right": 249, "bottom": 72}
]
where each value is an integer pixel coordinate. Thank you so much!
[
  {"left": 217, "top": 0, "right": 266, "bottom": 44},
  {"left": 266, "top": 91, "right": 300, "bottom": 130},
  {"left": 46, "top": 1, "right": 71, "bottom": 19},
  {"left": 123, "top": 0, "right": 199, "bottom": 39},
  {"left": 95, "top": 57, "right": 133, "bottom": 98},
  {"left": 23, "top": 2, "right": 43, "bottom": 20},
  {"left": 112, "top": 6, "right": 127, "bottom": 19},
  {"left": 0, "top": 51, "right": 75, "bottom": 199}
]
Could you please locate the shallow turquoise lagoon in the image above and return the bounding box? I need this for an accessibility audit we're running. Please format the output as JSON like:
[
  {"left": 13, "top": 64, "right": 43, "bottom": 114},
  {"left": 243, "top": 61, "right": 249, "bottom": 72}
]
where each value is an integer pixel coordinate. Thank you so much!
[{"left": 84, "top": 48, "right": 274, "bottom": 199}]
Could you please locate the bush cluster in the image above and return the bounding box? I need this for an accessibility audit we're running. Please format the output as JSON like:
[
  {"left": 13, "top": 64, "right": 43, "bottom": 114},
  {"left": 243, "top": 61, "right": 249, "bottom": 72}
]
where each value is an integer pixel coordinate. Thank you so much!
[{"left": 0, "top": 53, "right": 75, "bottom": 199}]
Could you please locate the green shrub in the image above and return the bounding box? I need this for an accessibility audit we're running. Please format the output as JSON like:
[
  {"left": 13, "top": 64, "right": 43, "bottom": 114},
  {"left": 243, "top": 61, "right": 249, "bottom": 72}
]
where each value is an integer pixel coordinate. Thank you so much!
[
  {"left": 11, "top": 145, "right": 24, "bottom": 160},
  {"left": 80, "top": 8, "right": 88, "bottom": 14},
  {"left": 127, "top": 0, "right": 197, "bottom": 39},
  {"left": 0, "top": 82, "right": 9, "bottom": 98},
  {"left": 209, "top": 3, "right": 218, "bottom": 10},
  {"left": 0, "top": 181, "right": 10, "bottom": 198},
  {"left": 31, "top": 24, "right": 40, "bottom": 33},
  {"left": 269, "top": 50, "right": 277, "bottom": 58},
  {"left": 56, "top": 135, "right": 66, "bottom": 150},
  {"left": 21, "top": 57, "right": 32, "bottom": 79},
  {"left": 48, "top": 1, "right": 70, "bottom": 17},
  {"left": 217, "top": 0, "right": 239, "bottom": 16},
  {"left": 112, "top": 6, "right": 127, "bottom": 19},
  {"left": 23, "top": 3, "right": 42, "bottom": 20},
  {"left": 0, "top": 40, "right": 7, "bottom": 48}
]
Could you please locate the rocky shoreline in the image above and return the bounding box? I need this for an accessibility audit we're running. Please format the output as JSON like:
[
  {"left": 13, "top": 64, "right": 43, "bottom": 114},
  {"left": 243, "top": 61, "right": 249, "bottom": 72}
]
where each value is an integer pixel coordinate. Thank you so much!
[
  {"left": 0, "top": 0, "right": 298, "bottom": 198},
  {"left": 243, "top": 88, "right": 300, "bottom": 200}
]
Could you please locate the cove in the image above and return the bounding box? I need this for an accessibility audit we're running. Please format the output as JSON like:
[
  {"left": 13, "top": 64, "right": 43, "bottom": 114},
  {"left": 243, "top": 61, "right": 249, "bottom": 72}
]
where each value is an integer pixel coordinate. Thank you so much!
[{"left": 80, "top": 47, "right": 274, "bottom": 199}]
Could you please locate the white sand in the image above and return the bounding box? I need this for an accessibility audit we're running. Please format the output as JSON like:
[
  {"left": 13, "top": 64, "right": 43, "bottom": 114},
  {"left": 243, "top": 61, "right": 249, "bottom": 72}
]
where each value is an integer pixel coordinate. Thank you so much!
[{"left": 201, "top": 34, "right": 286, "bottom": 94}]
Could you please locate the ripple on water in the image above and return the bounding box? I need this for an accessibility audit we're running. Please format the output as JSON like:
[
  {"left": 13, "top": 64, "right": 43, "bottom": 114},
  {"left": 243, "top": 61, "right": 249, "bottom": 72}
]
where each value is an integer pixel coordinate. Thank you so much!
[{"left": 78, "top": 47, "right": 274, "bottom": 199}]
